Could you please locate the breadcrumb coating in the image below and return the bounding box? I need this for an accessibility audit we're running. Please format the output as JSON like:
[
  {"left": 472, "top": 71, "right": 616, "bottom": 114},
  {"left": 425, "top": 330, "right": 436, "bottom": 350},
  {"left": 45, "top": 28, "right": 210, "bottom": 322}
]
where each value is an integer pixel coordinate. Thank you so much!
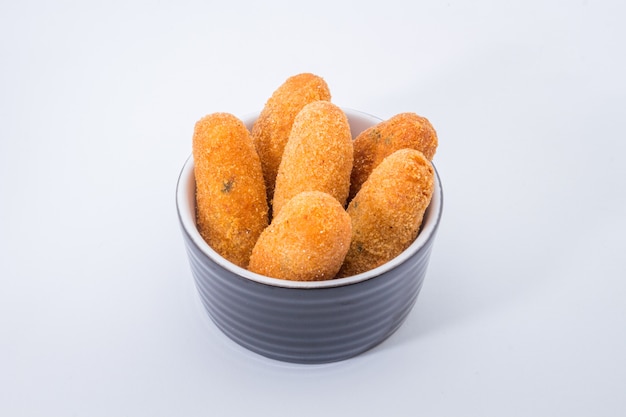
[
  {"left": 338, "top": 149, "right": 434, "bottom": 277},
  {"left": 251, "top": 73, "right": 331, "bottom": 204},
  {"left": 272, "top": 101, "right": 353, "bottom": 218},
  {"left": 192, "top": 113, "right": 269, "bottom": 268},
  {"left": 248, "top": 191, "right": 351, "bottom": 281},
  {"left": 349, "top": 112, "right": 437, "bottom": 200}
]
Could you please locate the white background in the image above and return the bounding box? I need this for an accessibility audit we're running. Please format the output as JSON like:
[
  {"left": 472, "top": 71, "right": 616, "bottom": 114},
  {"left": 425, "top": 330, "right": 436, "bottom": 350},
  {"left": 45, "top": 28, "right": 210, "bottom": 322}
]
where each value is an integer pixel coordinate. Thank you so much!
[{"left": 2, "top": 1, "right": 625, "bottom": 415}]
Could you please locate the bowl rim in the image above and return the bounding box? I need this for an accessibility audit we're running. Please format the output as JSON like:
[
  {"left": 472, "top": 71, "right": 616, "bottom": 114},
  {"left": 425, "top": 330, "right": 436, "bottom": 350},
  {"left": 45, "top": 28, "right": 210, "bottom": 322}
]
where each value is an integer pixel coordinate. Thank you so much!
[{"left": 176, "top": 107, "right": 443, "bottom": 289}]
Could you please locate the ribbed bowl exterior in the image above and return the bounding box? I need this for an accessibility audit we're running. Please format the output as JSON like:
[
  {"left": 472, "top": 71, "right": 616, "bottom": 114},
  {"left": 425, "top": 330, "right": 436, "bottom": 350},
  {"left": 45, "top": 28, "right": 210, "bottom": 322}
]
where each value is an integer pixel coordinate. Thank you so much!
[
  {"left": 180, "top": 221, "right": 436, "bottom": 363},
  {"left": 176, "top": 109, "right": 443, "bottom": 364}
]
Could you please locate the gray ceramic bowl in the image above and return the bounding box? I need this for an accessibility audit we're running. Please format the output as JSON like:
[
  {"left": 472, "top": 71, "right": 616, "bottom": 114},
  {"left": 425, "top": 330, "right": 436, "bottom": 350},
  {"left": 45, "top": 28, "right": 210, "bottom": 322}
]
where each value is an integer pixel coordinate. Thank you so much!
[{"left": 176, "top": 108, "right": 443, "bottom": 364}]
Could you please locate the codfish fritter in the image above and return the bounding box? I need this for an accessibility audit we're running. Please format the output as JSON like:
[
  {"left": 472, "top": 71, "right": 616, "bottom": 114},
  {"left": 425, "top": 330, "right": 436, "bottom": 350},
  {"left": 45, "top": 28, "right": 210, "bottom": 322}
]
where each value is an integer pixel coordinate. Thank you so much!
[
  {"left": 248, "top": 191, "right": 351, "bottom": 281},
  {"left": 272, "top": 101, "right": 353, "bottom": 218},
  {"left": 338, "top": 149, "right": 434, "bottom": 277},
  {"left": 349, "top": 112, "right": 437, "bottom": 200},
  {"left": 192, "top": 113, "right": 269, "bottom": 268},
  {"left": 251, "top": 73, "right": 331, "bottom": 204}
]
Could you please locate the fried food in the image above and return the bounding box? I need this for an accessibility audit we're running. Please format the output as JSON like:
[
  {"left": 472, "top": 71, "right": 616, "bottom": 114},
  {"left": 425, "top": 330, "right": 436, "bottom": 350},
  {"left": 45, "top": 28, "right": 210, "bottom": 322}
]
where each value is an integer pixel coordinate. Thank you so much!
[
  {"left": 248, "top": 191, "right": 351, "bottom": 281},
  {"left": 349, "top": 112, "right": 437, "bottom": 200},
  {"left": 192, "top": 113, "right": 269, "bottom": 268},
  {"left": 272, "top": 101, "right": 353, "bottom": 218},
  {"left": 337, "top": 149, "right": 435, "bottom": 277},
  {"left": 251, "top": 73, "right": 331, "bottom": 203}
]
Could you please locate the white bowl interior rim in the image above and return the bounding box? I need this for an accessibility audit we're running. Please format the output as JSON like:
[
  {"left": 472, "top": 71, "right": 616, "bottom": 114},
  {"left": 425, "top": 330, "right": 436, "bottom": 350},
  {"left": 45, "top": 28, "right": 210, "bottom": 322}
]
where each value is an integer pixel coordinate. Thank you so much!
[{"left": 176, "top": 107, "right": 443, "bottom": 289}]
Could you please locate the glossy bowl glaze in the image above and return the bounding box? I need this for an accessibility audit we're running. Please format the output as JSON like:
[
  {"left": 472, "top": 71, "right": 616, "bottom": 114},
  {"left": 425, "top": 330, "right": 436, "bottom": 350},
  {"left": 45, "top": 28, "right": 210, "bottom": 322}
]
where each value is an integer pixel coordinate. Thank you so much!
[{"left": 176, "top": 108, "right": 443, "bottom": 363}]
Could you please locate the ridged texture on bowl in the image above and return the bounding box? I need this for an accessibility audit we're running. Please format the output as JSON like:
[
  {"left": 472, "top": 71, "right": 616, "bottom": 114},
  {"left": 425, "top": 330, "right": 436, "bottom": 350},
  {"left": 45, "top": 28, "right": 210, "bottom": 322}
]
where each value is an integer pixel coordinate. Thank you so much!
[
  {"left": 180, "top": 219, "right": 436, "bottom": 363},
  {"left": 176, "top": 109, "right": 442, "bottom": 363}
]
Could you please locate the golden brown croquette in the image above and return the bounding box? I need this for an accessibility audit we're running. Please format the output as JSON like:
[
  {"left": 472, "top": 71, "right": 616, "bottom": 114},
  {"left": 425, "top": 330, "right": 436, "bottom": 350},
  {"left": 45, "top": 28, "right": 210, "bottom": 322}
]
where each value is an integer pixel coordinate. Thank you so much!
[
  {"left": 248, "top": 191, "right": 351, "bottom": 281},
  {"left": 338, "top": 149, "right": 434, "bottom": 277},
  {"left": 251, "top": 73, "right": 332, "bottom": 204},
  {"left": 193, "top": 113, "right": 269, "bottom": 268},
  {"left": 272, "top": 101, "right": 353, "bottom": 218},
  {"left": 349, "top": 112, "right": 437, "bottom": 200}
]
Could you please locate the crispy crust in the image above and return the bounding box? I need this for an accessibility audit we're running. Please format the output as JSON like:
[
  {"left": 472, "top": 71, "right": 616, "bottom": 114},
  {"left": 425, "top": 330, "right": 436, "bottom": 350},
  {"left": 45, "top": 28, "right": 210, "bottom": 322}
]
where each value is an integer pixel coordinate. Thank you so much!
[
  {"left": 248, "top": 191, "right": 352, "bottom": 281},
  {"left": 251, "top": 73, "right": 331, "bottom": 203},
  {"left": 349, "top": 112, "right": 437, "bottom": 200},
  {"left": 272, "top": 101, "right": 353, "bottom": 218},
  {"left": 192, "top": 113, "right": 269, "bottom": 268},
  {"left": 337, "top": 149, "right": 434, "bottom": 277}
]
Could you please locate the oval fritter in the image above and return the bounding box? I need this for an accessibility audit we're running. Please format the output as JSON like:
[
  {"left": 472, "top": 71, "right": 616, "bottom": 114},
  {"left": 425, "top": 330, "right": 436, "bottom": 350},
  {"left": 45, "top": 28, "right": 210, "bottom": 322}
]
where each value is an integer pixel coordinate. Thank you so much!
[
  {"left": 338, "top": 149, "right": 434, "bottom": 277},
  {"left": 193, "top": 112, "right": 269, "bottom": 268},
  {"left": 349, "top": 112, "right": 437, "bottom": 200},
  {"left": 272, "top": 101, "right": 353, "bottom": 218},
  {"left": 251, "top": 73, "right": 331, "bottom": 203},
  {"left": 249, "top": 191, "right": 351, "bottom": 281}
]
